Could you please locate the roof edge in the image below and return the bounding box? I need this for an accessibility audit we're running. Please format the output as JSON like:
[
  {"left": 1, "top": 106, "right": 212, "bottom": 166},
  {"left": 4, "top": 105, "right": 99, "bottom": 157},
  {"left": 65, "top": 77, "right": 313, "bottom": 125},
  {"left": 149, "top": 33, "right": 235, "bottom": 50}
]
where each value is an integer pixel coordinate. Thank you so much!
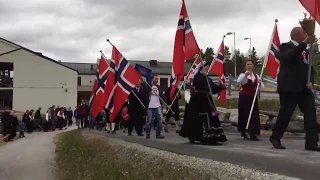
[{"left": 0, "top": 37, "right": 78, "bottom": 73}]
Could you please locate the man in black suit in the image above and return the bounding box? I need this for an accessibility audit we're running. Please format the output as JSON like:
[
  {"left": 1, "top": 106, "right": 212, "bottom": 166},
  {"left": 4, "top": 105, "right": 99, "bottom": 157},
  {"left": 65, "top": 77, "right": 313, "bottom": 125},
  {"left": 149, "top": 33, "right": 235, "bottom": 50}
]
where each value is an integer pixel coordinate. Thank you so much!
[
  {"left": 127, "top": 79, "right": 147, "bottom": 136},
  {"left": 270, "top": 27, "right": 319, "bottom": 151}
]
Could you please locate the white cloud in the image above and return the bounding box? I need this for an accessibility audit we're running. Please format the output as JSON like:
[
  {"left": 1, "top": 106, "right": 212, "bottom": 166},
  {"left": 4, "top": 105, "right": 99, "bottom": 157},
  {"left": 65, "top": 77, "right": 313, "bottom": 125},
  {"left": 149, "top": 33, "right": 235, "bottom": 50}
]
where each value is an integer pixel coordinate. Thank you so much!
[{"left": 0, "top": 0, "right": 319, "bottom": 63}]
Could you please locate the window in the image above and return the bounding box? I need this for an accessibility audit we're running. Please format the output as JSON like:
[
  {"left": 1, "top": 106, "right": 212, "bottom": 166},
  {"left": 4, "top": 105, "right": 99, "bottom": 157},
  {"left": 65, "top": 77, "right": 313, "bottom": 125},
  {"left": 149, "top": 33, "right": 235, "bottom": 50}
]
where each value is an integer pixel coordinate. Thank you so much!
[
  {"left": 160, "top": 78, "right": 168, "bottom": 89},
  {"left": 77, "top": 77, "right": 81, "bottom": 86},
  {"left": 0, "top": 62, "right": 14, "bottom": 88}
]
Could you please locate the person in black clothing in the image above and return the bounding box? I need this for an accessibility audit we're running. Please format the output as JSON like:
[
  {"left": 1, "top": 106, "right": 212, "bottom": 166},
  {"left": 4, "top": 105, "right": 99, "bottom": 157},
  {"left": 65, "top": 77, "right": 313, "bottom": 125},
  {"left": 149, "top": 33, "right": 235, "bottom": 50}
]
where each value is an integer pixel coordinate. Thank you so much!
[
  {"left": 78, "top": 102, "right": 89, "bottom": 129},
  {"left": 164, "top": 85, "right": 181, "bottom": 133},
  {"left": 128, "top": 80, "right": 147, "bottom": 136},
  {"left": 8, "top": 111, "right": 18, "bottom": 140},
  {"left": 22, "top": 110, "right": 32, "bottom": 134},
  {"left": 180, "top": 61, "right": 227, "bottom": 145},
  {"left": 270, "top": 27, "right": 319, "bottom": 151},
  {"left": 95, "top": 111, "right": 103, "bottom": 130},
  {"left": 1, "top": 107, "right": 10, "bottom": 137},
  {"left": 34, "top": 107, "right": 42, "bottom": 131},
  {"left": 66, "top": 107, "right": 73, "bottom": 126}
]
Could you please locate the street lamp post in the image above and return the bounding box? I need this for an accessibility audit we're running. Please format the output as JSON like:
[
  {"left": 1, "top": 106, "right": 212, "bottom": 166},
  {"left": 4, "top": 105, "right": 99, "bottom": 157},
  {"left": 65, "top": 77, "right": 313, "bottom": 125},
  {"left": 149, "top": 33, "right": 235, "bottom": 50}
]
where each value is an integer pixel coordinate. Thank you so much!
[
  {"left": 226, "top": 32, "right": 236, "bottom": 76},
  {"left": 244, "top": 37, "right": 252, "bottom": 59}
]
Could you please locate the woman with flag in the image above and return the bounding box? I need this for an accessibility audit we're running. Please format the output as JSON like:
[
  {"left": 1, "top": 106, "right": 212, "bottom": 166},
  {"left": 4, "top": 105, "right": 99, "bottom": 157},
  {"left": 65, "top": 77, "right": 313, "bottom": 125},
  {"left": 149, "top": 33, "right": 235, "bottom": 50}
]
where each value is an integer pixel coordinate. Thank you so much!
[
  {"left": 237, "top": 60, "right": 264, "bottom": 141},
  {"left": 180, "top": 60, "right": 227, "bottom": 145}
]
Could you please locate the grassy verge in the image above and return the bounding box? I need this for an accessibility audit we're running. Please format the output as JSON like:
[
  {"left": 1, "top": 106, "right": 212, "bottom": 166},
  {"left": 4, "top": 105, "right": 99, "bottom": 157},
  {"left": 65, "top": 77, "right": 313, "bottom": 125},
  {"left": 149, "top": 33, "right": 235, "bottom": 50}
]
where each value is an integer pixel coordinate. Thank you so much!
[{"left": 55, "top": 130, "right": 211, "bottom": 180}]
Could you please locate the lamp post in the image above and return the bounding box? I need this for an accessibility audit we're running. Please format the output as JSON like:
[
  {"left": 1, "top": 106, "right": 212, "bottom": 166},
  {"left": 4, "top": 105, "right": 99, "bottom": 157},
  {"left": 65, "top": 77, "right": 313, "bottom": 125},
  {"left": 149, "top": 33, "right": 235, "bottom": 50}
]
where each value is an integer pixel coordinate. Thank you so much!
[
  {"left": 244, "top": 37, "right": 252, "bottom": 59},
  {"left": 225, "top": 32, "right": 236, "bottom": 76}
]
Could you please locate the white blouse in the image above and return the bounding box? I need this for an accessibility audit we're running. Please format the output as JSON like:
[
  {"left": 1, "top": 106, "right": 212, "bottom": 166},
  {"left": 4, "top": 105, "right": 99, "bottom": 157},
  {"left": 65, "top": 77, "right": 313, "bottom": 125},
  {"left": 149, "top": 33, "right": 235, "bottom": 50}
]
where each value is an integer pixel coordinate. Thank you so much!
[
  {"left": 237, "top": 72, "right": 265, "bottom": 91},
  {"left": 46, "top": 113, "right": 49, "bottom": 121}
]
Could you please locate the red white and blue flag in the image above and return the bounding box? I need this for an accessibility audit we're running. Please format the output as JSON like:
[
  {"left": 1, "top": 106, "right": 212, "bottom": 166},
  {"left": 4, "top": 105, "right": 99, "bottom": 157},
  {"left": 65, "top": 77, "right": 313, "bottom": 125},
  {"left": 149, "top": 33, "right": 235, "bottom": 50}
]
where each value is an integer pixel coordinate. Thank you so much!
[
  {"left": 170, "top": 0, "right": 200, "bottom": 100},
  {"left": 89, "top": 55, "right": 109, "bottom": 118},
  {"left": 265, "top": 22, "right": 280, "bottom": 79},
  {"left": 209, "top": 38, "right": 226, "bottom": 107},
  {"left": 105, "top": 45, "right": 141, "bottom": 122},
  {"left": 185, "top": 54, "right": 201, "bottom": 80}
]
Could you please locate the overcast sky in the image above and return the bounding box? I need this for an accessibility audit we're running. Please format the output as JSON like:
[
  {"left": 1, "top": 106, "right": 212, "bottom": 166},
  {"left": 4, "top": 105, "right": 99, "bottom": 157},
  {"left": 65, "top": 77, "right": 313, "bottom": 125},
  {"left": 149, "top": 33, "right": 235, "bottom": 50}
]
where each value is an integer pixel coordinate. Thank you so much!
[{"left": 0, "top": 0, "right": 319, "bottom": 63}]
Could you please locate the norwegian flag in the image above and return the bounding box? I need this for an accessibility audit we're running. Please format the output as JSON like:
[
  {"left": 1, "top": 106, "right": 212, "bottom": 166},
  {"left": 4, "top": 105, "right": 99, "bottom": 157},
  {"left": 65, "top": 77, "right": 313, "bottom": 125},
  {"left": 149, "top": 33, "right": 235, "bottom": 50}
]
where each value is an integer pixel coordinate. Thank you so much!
[
  {"left": 105, "top": 45, "right": 141, "bottom": 122},
  {"left": 209, "top": 38, "right": 225, "bottom": 77},
  {"left": 186, "top": 55, "right": 201, "bottom": 80},
  {"left": 89, "top": 55, "right": 110, "bottom": 118},
  {"left": 299, "top": 0, "right": 320, "bottom": 25},
  {"left": 209, "top": 38, "right": 226, "bottom": 106},
  {"left": 170, "top": 0, "right": 200, "bottom": 100},
  {"left": 265, "top": 22, "right": 280, "bottom": 79}
]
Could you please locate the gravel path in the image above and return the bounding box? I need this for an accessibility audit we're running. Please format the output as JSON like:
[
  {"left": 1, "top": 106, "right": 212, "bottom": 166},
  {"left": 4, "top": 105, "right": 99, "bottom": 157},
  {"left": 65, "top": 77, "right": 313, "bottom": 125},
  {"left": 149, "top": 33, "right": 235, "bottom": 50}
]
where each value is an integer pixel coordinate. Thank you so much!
[
  {"left": 0, "top": 126, "right": 77, "bottom": 180},
  {"left": 85, "top": 131, "right": 299, "bottom": 180}
]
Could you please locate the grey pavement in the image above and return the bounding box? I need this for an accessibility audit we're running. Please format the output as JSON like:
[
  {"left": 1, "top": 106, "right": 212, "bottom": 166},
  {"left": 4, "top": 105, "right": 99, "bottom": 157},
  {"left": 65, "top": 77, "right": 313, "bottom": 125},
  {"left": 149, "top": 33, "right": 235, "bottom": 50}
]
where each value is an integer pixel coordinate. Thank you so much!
[
  {"left": 90, "top": 129, "right": 320, "bottom": 180},
  {"left": 0, "top": 126, "right": 77, "bottom": 180}
]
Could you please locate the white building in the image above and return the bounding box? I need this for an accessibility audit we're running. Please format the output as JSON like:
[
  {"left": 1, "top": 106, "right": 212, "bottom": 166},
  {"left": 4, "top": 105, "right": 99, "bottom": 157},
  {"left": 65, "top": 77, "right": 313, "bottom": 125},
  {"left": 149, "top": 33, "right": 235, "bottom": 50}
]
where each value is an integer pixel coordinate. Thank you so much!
[
  {"left": 0, "top": 37, "right": 78, "bottom": 112},
  {"left": 62, "top": 60, "right": 217, "bottom": 103}
]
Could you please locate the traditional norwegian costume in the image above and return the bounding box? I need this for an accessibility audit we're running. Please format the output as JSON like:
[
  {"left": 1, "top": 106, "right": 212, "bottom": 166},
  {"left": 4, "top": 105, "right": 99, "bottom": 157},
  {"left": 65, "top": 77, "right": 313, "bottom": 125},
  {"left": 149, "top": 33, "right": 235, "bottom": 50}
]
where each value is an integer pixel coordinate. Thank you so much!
[
  {"left": 237, "top": 72, "right": 264, "bottom": 140},
  {"left": 180, "top": 68, "right": 227, "bottom": 145}
]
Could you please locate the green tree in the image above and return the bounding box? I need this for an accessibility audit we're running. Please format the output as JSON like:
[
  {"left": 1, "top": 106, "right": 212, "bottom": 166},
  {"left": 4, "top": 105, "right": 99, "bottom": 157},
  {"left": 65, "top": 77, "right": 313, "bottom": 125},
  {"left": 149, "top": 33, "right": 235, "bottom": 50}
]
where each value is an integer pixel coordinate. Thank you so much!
[
  {"left": 308, "top": 42, "right": 320, "bottom": 54},
  {"left": 224, "top": 45, "right": 231, "bottom": 61},
  {"left": 203, "top": 47, "right": 215, "bottom": 64},
  {"left": 225, "top": 49, "right": 245, "bottom": 76},
  {"left": 250, "top": 47, "right": 259, "bottom": 64}
]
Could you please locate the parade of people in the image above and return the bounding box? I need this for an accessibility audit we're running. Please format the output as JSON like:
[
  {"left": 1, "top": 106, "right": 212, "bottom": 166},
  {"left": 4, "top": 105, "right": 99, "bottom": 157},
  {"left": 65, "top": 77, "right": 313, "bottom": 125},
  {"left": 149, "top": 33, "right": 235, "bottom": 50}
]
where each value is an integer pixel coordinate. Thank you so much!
[{"left": 2, "top": 0, "right": 320, "bottom": 179}]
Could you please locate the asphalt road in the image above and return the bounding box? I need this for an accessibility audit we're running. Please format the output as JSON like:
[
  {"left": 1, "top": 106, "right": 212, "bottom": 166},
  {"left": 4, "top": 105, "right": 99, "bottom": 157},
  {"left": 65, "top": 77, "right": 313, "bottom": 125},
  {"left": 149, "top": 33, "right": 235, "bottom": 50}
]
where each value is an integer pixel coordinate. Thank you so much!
[{"left": 90, "top": 129, "right": 320, "bottom": 180}]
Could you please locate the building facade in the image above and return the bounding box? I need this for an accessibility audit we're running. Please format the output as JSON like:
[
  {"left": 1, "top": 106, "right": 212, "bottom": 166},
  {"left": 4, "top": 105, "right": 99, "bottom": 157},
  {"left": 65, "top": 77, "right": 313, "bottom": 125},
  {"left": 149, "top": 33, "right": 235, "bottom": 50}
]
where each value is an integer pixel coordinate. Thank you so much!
[{"left": 0, "top": 38, "right": 78, "bottom": 112}]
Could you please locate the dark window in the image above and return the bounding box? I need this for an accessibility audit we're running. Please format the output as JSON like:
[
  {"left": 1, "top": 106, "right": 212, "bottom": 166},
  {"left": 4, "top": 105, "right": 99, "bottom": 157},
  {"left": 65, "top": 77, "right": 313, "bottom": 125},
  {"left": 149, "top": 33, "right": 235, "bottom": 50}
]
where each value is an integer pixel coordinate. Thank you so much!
[
  {"left": 0, "top": 62, "right": 14, "bottom": 88},
  {"left": 77, "top": 77, "right": 81, "bottom": 86}
]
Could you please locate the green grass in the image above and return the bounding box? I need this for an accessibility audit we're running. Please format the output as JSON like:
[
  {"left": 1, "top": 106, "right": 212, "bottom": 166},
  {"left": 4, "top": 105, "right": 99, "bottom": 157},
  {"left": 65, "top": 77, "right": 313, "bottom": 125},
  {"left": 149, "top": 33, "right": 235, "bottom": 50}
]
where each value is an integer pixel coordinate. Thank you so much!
[{"left": 55, "top": 130, "right": 211, "bottom": 180}]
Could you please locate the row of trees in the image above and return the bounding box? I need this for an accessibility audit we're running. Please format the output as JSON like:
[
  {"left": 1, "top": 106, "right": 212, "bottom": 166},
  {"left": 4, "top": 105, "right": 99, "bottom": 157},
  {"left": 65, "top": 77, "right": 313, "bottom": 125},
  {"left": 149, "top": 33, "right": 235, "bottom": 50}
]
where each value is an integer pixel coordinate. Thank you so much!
[
  {"left": 187, "top": 43, "right": 320, "bottom": 84},
  {"left": 187, "top": 46, "right": 261, "bottom": 76}
]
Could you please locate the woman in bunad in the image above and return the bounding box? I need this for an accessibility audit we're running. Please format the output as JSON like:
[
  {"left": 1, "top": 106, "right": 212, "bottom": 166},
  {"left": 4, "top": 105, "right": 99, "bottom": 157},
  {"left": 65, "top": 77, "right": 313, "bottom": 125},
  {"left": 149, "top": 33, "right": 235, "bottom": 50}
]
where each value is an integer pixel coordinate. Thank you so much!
[
  {"left": 180, "top": 60, "right": 227, "bottom": 145},
  {"left": 237, "top": 60, "right": 264, "bottom": 141}
]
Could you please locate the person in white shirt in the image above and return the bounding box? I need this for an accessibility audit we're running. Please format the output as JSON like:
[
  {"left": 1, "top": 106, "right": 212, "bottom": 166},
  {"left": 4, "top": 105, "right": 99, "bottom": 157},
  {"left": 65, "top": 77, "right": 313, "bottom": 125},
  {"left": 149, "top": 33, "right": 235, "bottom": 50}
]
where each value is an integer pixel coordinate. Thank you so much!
[
  {"left": 237, "top": 60, "right": 264, "bottom": 141},
  {"left": 145, "top": 75, "right": 165, "bottom": 139}
]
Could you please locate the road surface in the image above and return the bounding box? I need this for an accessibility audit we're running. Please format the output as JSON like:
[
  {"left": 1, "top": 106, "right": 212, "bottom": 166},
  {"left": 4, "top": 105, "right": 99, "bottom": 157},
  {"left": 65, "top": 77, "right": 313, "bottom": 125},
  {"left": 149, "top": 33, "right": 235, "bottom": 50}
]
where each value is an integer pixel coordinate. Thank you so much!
[{"left": 90, "top": 129, "right": 320, "bottom": 180}]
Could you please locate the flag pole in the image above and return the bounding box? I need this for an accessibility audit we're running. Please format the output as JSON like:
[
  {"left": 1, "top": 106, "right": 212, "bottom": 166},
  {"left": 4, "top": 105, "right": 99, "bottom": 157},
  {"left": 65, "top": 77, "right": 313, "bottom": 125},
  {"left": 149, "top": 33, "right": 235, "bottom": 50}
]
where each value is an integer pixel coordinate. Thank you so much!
[
  {"left": 131, "top": 90, "right": 146, "bottom": 109},
  {"left": 143, "top": 80, "right": 175, "bottom": 114},
  {"left": 307, "top": 44, "right": 314, "bottom": 85},
  {"left": 246, "top": 19, "right": 278, "bottom": 130},
  {"left": 167, "top": 54, "right": 199, "bottom": 111}
]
